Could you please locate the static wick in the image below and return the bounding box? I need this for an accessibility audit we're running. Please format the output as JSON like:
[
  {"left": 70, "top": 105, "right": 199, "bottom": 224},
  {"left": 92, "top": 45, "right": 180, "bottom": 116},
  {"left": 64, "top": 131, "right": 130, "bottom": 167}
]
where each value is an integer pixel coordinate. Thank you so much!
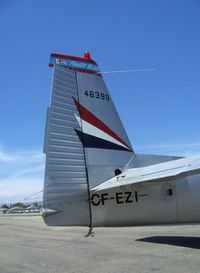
[{"left": 96, "top": 68, "right": 156, "bottom": 75}]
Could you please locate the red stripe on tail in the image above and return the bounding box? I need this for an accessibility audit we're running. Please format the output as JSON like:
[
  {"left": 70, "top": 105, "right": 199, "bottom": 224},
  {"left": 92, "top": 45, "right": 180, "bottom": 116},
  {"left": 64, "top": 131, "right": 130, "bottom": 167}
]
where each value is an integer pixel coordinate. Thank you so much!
[{"left": 73, "top": 97, "right": 132, "bottom": 151}]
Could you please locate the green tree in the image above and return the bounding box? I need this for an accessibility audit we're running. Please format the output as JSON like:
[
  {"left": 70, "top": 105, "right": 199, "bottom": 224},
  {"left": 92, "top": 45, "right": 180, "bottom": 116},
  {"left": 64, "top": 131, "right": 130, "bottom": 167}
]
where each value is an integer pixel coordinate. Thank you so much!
[{"left": 12, "top": 202, "right": 27, "bottom": 208}]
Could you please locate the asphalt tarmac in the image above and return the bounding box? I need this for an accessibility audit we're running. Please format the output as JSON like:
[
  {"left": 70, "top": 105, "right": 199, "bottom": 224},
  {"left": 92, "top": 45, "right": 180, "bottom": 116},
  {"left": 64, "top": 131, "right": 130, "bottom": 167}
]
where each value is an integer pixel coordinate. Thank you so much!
[{"left": 0, "top": 215, "right": 200, "bottom": 273}]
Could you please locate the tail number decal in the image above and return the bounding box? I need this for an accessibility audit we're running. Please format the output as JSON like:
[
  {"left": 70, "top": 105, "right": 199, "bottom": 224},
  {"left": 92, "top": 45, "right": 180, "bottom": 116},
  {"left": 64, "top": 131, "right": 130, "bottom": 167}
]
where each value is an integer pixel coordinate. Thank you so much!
[
  {"left": 84, "top": 90, "right": 110, "bottom": 101},
  {"left": 90, "top": 192, "right": 141, "bottom": 206}
]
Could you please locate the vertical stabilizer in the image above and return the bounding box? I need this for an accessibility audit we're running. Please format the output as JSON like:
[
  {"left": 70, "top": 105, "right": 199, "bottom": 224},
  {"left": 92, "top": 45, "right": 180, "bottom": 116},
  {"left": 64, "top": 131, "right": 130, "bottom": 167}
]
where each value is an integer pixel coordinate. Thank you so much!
[{"left": 43, "top": 52, "right": 134, "bottom": 226}]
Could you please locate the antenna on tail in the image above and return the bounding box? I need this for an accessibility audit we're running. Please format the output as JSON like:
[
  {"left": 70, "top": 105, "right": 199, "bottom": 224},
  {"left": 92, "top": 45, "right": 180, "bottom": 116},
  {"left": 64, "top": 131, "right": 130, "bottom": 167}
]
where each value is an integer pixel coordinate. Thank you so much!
[{"left": 96, "top": 68, "right": 156, "bottom": 75}]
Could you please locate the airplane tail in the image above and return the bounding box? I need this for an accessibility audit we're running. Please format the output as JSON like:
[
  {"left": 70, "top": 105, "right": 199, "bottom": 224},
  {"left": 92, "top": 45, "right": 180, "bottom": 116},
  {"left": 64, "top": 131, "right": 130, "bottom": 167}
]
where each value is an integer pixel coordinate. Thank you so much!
[{"left": 43, "top": 52, "right": 134, "bottom": 226}]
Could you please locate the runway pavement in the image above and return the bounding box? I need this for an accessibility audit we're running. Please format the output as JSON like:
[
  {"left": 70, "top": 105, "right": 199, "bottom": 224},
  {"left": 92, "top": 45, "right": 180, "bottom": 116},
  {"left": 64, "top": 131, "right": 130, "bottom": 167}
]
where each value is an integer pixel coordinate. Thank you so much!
[{"left": 0, "top": 215, "right": 200, "bottom": 273}]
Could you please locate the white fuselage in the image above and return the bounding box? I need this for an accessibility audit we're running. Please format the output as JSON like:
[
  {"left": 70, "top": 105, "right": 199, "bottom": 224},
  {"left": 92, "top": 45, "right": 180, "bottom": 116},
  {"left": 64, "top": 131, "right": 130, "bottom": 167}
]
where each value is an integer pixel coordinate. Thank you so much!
[{"left": 91, "top": 174, "right": 200, "bottom": 227}]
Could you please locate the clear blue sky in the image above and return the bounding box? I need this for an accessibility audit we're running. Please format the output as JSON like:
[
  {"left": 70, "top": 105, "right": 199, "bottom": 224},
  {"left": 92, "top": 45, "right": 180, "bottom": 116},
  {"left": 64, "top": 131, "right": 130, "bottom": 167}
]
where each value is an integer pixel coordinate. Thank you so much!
[{"left": 0, "top": 0, "right": 200, "bottom": 202}]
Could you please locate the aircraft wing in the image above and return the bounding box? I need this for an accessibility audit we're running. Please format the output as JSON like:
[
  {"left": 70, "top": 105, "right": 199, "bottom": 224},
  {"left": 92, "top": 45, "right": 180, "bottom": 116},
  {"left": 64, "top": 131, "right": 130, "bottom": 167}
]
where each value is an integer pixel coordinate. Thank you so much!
[{"left": 91, "top": 155, "right": 200, "bottom": 191}]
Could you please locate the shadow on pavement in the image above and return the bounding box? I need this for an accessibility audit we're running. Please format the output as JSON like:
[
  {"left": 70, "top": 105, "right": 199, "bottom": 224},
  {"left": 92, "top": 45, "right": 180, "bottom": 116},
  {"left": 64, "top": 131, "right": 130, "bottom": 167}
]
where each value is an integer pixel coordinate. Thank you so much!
[{"left": 136, "top": 236, "right": 200, "bottom": 250}]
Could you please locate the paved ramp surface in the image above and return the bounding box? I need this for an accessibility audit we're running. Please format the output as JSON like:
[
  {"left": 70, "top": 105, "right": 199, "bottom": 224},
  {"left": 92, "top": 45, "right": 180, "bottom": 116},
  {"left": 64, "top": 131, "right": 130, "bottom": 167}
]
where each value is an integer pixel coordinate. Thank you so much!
[{"left": 0, "top": 216, "right": 200, "bottom": 273}]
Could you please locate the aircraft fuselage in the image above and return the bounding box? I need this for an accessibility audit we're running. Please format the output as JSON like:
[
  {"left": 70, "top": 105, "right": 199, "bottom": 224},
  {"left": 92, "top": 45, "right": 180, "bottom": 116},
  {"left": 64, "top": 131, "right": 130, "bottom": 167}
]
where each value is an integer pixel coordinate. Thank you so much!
[{"left": 91, "top": 174, "right": 200, "bottom": 227}]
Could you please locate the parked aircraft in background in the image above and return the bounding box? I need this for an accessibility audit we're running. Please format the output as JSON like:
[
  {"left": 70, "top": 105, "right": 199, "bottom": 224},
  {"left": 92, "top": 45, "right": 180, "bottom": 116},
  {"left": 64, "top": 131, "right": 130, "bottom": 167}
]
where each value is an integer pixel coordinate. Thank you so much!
[{"left": 42, "top": 51, "right": 200, "bottom": 236}]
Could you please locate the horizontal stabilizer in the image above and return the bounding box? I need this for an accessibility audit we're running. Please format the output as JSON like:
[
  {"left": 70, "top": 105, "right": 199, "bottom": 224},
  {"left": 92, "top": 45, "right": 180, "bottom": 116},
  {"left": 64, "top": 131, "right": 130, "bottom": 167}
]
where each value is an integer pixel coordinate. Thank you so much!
[{"left": 92, "top": 155, "right": 200, "bottom": 191}]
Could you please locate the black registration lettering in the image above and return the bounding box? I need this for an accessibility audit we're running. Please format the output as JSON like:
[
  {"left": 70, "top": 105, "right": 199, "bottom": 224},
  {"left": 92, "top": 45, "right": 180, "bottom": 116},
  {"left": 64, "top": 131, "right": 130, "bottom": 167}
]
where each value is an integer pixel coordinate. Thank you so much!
[
  {"left": 125, "top": 192, "right": 133, "bottom": 203},
  {"left": 101, "top": 193, "right": 109, "bottom": 205},
  {"left": 91, "top": 191, "right": 139, "bottom": 206},
  {"left": 116, "top": 192, "right": 124, "bottom": 204},
  {"left": 135, "top": 191, "right": 138, "bottom": 202},
  {"left": 91, "top": 194, "right": 101, "bottom": 206}
]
